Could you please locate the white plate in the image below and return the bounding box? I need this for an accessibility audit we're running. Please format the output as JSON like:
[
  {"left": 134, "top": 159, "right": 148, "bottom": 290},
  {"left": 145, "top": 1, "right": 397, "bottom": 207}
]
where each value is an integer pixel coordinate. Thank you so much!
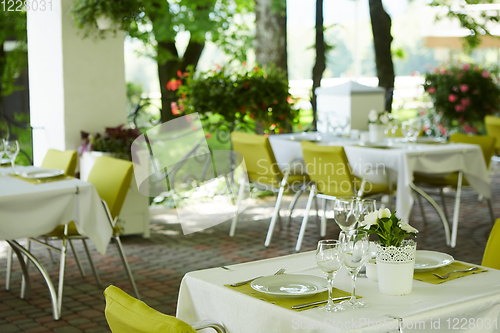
[
  {"left": 357, "top": 141, "right": 393, "bottom": 149},
  {"left": 20, "top": 169, "right": 65, "bottom": 179},
  {"left": 251, "top": 274, "right": 327, "bottom": 298},
  {"left": 0, "top": 158, "right": 10, "bottom": 165},
  {"left": 414, "top": 250, "right": 454, "bottom": 272}
]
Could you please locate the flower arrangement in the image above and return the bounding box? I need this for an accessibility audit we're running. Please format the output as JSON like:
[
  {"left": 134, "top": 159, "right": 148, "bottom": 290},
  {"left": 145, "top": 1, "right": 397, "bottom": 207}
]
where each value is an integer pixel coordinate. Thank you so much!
[
  {"left": 359, "top": 208, "right": 418, "bottom": 247},
  {"left": 78, "top": 125, "right": 141, "bottom": 161},
  {"left": 368, "top": 109, "right": 390, "bottom": 125},
  {"left": 423, "top": 62, "right": 500, "bottom": 134},
  {"left": 166, "top": 65, "right": 299, "bottom": 134}
]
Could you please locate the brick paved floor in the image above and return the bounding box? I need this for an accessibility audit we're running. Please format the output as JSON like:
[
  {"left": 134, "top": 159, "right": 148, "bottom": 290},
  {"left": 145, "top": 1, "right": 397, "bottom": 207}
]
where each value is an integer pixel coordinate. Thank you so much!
[{"left": 0, "top": 175, "right": 498, "bottom": 332}]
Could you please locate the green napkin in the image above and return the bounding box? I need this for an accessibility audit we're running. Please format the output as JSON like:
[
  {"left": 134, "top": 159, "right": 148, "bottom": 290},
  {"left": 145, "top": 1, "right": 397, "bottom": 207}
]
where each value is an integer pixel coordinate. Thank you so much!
[
  {"left": 413, "top": 262, "right": 487, "bottom": 284},
  {"left": 9, "top": 174, "right": 73, "bottom": 185},
  {"left": 224, "top": 282, "right": 351, "bottom": 311}
]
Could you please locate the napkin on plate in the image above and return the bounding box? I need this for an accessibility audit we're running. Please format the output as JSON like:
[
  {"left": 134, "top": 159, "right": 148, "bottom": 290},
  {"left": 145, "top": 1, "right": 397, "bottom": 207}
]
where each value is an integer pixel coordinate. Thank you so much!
[
  {"left": 413, "top": 262, "right": 488, "bottom": 284},
  {"left": 224, "top": 282, "right": 351, "bottom": 311}
]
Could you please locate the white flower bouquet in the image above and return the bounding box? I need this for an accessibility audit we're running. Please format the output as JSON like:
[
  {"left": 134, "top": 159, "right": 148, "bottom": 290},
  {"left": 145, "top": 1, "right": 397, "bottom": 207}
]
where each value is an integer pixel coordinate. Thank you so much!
[
  {"left": 368, "top": 109, "right": 391, "bottom": 125},
  {"left": 359, "top": 208, "right": 418, "bottom": 247}
]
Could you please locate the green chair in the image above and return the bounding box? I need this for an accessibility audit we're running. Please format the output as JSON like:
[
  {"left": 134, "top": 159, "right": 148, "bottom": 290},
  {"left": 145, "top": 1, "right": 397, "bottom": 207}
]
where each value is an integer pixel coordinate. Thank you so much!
[
  {"left": 414, "top": 133, "right": 496, "bottom": 248},
  {"left": 104, "top": 285, "right": 226, "bottom": 333},
  {"left": 296, "top": 141, "right": 392, "bottom": 251},
  {"left": 485, "top": 115, "right": 500, "bottom": 159},
  {"left": 482, "top": 218, "right": 500, "bottom": 270},
  {"left": 23, "top": 156, "right": 139, "bottom": 315},
  {"left": 41, "top": 149, "right": 78, "bottom": 176},
  {"left": 230, "top": 132, "right": 308, "bottom": 247}
]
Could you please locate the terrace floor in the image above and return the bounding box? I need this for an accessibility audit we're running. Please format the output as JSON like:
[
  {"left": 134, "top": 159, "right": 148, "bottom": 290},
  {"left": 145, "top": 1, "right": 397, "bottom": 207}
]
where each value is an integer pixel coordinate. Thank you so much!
[{"left": 0, "top": 174, "right": 498, "bottom": 332}]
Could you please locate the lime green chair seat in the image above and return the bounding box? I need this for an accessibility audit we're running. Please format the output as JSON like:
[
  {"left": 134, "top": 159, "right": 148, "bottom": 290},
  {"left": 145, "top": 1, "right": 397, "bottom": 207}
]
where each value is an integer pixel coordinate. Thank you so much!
[
  {"left": 230, "top": 132, "right": 309, "bottom": 246},
  {"left": 485, "top": 115, "right": 500, "bottom": 154},
  {"left": 41, "top": 149, "right": 77, "bottom": 176},
  {"left": 104, "top": 285, "right": 196, "bottom": 333},
  {"left": 482, "top": 218, "right": 500, "bottom": 270},
  {"left": 104, "top": 285, "right": 226, "bottom": 333}
]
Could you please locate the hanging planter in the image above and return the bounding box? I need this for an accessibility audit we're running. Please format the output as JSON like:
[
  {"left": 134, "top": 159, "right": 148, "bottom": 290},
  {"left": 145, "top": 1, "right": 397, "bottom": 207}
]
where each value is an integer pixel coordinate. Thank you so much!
[{"left": 376, "top": 240, "right": 417, "bottom": 296}]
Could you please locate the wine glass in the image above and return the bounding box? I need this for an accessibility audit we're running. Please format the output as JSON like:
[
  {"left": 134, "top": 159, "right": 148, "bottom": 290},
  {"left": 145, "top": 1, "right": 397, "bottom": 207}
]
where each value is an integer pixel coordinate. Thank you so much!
[
  {"left": 316, "top": 240, "right": 342, "bottom": 312},
  {"left": 408, "top": 118, "right": 422, "bottom": 143},
  {"left": 354, "top": 199, "right": 377, "bottom": 225},
  {"left": 333, "top": 198, "right": 357, "bottom": 231},
  {"left": 401, "top": 121, "right": 411, "bottom": 142},
  {"left": 4, "top": 139, "right": 20, "bottom": 174},
  {"left": 339, "top": 230, "right": 370, "bottom": 309}
]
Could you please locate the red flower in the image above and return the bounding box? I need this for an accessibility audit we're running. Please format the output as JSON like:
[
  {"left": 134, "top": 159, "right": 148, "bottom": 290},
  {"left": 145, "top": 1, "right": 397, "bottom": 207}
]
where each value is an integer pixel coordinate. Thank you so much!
[
  {"left": 171, "top": 102, "right": 180, "bottom": 115},
  {"left": 462, "top": 124, "right": 478, "bottom": 134},
  {"left": 270, "top": 123, "right": 276, "bottom": 130},
  {"left": 461, "top": 98, "right": 470, "bottom": 106},
  {"left": 482, "top": 70, "right": 491, "bottom": 78},
  {"left": 423, "top": 125, "right": 429, "bottom": 132},
  {"left": 243, "top": 81, "right": 250, "bottom": 89},
  {"left": 177, "top": 70, "right": 183, "bottom": 78},
  {"left": 287, "top": 95, "right": 294, "bottom": 104},
  {"left": 427, "top": 87, "right": 436, "bottom": 94},
  {"left": 420, "top": 110, "right": 426, "bottom": 116},
  {"left": 179, "top": 103, "right": 185, "bottom": 111},
  {"left": 463, "top": 63, "right": 471, "bottom": 71},
  {"left": 264, "top": 134, "right": 269, "bottom": 137},
  {"left": 448, "top": 94, "right": 457, "bottom": 103},
  {"left": 455, "top": 104, "right": 465, "bottom": 113},
  {"left": 166, "top": 79, "right": 182, "bottom": 91},
  {"left": 216, "top": 64, "right": 221, "bottom": 71},
  {"left": 254, "top": 66, "right": 259, "bottom": 73},
  {"left": 460, "top": 84, "right": 469, "bottom": 93},
  {"left": 206, "top": 133, "right": 212, "bottom": 139},
  {"left": 438, "top": 124, "right": 447, "bottom": 136}
]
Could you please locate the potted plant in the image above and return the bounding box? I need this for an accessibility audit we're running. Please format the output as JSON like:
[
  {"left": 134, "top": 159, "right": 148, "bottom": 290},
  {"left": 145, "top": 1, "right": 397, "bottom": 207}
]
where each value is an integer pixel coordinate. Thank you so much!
[
  {"left": 168, "top": 65, "right": 299, "bottom": 134},
  {"left": 359, "top": 208, "right": 418, "bottom": 295},
  {"left": 71, "top": 0, "right": 142, "bottom": 34},
  {"left": 367, "top": 109, "right": 390, "bottom": 142},
  {"left": 423, "top": 62, "right": 500, "bottom": 135}
]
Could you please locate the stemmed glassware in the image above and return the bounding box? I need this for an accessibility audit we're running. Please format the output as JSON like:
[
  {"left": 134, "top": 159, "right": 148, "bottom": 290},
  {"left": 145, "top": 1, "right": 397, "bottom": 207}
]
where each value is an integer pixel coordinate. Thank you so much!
[
  {"left": 4, "top": 139, "right": 20, "bottom": 174},
  {"left": 339, "top": 230, "right": 370, "bottom": 309},
  {"left": 316, "top": 240, "right": 342, "bottom": 312},
  {"left": 402, "top": 119, "right": 421, "bottom": 143},
  {"left": 353, "top": 199, "right": 376, "bottom": 225},
  {"left": 333, "top": 198, "right": 357, "bottom": 231}
]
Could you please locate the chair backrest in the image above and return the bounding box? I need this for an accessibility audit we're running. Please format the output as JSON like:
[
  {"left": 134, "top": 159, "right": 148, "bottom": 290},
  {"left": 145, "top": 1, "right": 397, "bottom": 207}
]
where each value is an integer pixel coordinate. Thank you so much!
[
  {"left": 449, "top": 133, "right": 496, "bottom": 168},
  {"left": 301, "top": 141, "right": 354, "bottom": 196},
  {"left": 485, "top": 115, "right": 500, "bottom": 152},
  {"left": 104, "top": 285, "right": 196, "bottom": 333},
  {"left": 231, "top": 132, "right": 283, "bottom": 185},
  {"left": 482, "top": 218, "right": 500, "bottom": 270},
  {"left": 87, "top": 156, "right": 133, "bottom": 220},
  {"left": 41, "top": 149, "right": 77, "bottom": 176}
]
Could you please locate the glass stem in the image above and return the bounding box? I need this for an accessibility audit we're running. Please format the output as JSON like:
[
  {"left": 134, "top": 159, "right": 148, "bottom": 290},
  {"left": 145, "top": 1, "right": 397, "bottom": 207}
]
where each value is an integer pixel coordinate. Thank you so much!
[
  {"left": 327, "top": 274, "right": 334, "bottom": 307},
  {"left": 350, "top": 269, "right": 357, "bottom": 303},
  {"left": 11, "top": 159, "right": 15, "bottom": 173}
]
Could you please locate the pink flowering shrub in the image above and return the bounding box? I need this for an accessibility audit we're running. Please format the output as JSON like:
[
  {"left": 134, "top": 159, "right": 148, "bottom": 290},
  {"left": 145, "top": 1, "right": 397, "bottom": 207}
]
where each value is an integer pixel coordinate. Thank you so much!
[{"left": 423, "top": 62, "right": 500, "bottom": 134}]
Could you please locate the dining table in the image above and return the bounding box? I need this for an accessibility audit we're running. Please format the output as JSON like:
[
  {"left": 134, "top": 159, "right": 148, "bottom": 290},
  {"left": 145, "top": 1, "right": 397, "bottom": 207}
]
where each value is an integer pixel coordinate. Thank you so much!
[
  {"left": 176, "top": 251, "right": 500, "bottom": 333},
  {"left": 0, "top": 165, "right": 111, "bottom": 320},
  {"left": 268, "top": 132, "right": 492, "bottom": 247}
]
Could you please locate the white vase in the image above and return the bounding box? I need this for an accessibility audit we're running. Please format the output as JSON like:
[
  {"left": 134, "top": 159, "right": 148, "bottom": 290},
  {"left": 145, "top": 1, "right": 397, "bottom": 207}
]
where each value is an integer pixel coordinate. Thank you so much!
[
  {"left": 368, "top": 123, "right": 386, "bottom": 142},
  {"left": 376, "top": 240, "right": 416, "bottom": 296},
  {"left": 96, "top": 15, "right": 114, "bottom": 30}
]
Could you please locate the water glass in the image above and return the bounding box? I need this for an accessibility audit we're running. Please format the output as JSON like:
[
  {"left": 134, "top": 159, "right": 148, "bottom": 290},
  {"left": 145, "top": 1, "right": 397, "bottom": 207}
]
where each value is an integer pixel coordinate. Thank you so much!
[
  {"left": 333, "top": 198, "right": 357, "bottom": 231},
  {"left": 354, "top": 199, "right": 377, "bottom": 225},
  {"left": 316, "top": 240, "right": 342, "bottom": 312},
  {"left": 4, "top": 139, "right": 20, "bottom": 173},
  {"left": 339, "top": 230, "right": 370, "bottom": 309}
]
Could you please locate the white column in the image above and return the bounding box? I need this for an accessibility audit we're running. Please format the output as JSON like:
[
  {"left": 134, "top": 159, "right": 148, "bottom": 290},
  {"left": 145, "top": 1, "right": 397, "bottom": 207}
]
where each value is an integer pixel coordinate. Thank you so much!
[{"left": 27, "top": 0, "right": 127, "bottom": 165}]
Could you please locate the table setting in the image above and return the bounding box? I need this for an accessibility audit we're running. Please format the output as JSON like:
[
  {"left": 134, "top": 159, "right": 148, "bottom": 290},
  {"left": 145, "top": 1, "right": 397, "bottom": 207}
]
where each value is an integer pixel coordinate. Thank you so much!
[{"left": 177, "top": 197, "right": 500, "bottom": 332}]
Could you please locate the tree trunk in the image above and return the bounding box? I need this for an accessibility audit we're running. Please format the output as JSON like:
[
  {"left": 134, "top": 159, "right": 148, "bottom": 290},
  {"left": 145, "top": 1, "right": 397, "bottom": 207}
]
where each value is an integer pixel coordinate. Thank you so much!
[
  {"left": 254, "top": 0, "right": 287, "bottom": 73},
  {"left": 157, "top": 39, "right": 205, "bottom": 123},
  {"left": 369, "top": 0, "right": 395, "bottom": 111},
  {"left": 311, "top": 0, "right": 325, "bottom": 131}
]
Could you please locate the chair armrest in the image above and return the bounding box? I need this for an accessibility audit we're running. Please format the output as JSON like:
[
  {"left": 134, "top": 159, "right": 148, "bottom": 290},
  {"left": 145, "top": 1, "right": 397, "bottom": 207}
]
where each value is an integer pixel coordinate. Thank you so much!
[{"left": 190, "top": 319, "right": 227, "bottom": 333}]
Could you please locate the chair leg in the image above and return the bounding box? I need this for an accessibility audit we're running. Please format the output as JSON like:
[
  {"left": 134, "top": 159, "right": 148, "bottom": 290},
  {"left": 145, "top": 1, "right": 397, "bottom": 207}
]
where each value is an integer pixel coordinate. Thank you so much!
[
  {"left": 20, "top": 239, "right": 31, "bottom": 299},
  {"left": 320, "top": 198, "right": 327, "bottom": 237},
  {"left": 450, "top": 172, "right": 463, "bottom": 248},
  {"left": 295, "top": 184, "right": 316, "bottom": 252},
  {"left": 5, "top": 245, "right": 12, "bottom": 291},
  {"left": 287, "top": 188, "right": 303, "bottom": 227},
  {"left": 69, "top": 239, "right": 86, "bottom": 278},
  {"left": 45, "top": 237, "right": 55, "bottom": 264},
  {"left": 264, "top": 184, "right": 286, "bottom": 247},
  {"left": 440, "top": 188, "right": 450, "bottom": 223},
  {"left": 81, "top": 239, "right": 102, "bottom": 288},
  {"left": 416, "top": 193, "right": 428, "bottom": 225},
  {"left": 487, "top": 198, "right": 495, "bottom": 226},
  {"left": 57, "top": 233, "right": 69, "bottom": 315},
  {"left": 229, "top": 180, "right": 246, "bottom": 237},
  {"left": 114, "top": 235, "right": 140, "bottom": 300}
]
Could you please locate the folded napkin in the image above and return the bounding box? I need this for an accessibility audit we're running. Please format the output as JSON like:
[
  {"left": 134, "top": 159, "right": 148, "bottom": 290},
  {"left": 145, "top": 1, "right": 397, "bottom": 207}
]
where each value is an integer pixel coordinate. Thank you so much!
[
  {"left": 224, "top": 282, "right": 351, "bottom": 311},
  {"left": 10, "top": 174, "right": 73, "bottom": 185},
  {"left": 413, "top": 262, "right": 487, "bottom": 285}
]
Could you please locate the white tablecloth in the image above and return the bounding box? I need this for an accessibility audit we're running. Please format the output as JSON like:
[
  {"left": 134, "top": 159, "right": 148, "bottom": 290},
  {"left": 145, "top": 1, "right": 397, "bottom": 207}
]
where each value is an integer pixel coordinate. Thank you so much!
[
  {"left": 177, "top": 252, "right": 500, "bottom": 333},
  {"left": 269, "top": 134, "right": 491, "bottom": 223},
  {"left": 0, "top": 166, "right": 111, "bottom": 254}
]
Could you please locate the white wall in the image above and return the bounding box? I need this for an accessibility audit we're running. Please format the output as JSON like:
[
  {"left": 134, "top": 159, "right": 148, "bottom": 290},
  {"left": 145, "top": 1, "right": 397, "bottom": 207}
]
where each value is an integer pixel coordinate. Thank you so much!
[{"left": 28, "top": 0, "right": 127, "bottom": 165}]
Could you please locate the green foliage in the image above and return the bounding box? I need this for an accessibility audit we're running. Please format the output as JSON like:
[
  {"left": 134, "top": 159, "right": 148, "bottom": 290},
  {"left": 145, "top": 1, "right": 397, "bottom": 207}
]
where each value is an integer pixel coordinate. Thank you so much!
[
  {"left": 0, "top": 10, "right": 27, "bottom": 97},
  {"left": 0, "top": 113, "right": 32, "bottom": 166},
  {"left": 80, "top": 126, "right": 141, "bottom": 161},
  {"left": 359, "top": 210, "right": 418, "bottom": 248},
  {"left": 173, "top": 65, "right": 299, "bottom": 133},
  {"left": 423, "top": 62, "right": 500, "bottom": 134}
]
